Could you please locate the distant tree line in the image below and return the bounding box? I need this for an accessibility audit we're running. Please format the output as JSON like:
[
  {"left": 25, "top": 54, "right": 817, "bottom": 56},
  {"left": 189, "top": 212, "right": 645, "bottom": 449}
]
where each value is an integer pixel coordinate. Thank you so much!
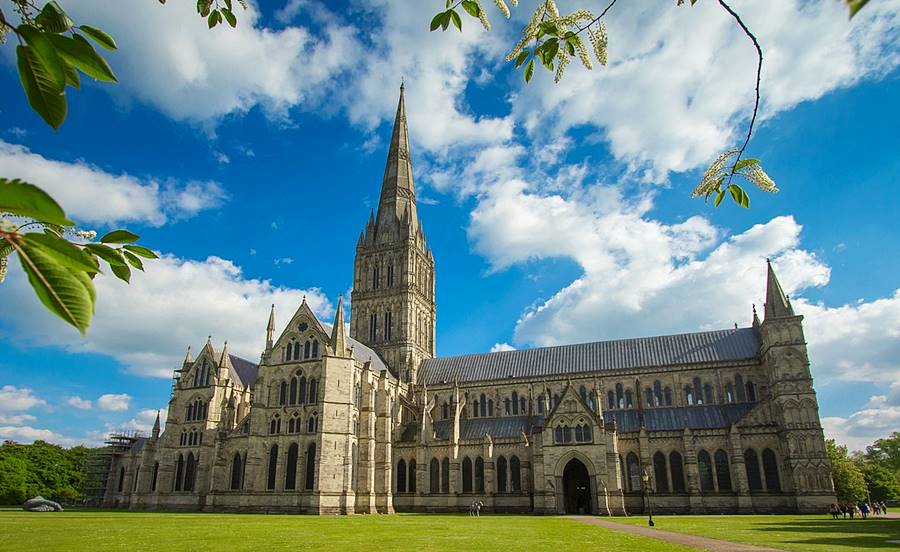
[
  {"left": 828, "top": 432, "right": 900, "bottom": 504},
  {"left": 0, "top": 440, "right": 98, "bottom": 505}
]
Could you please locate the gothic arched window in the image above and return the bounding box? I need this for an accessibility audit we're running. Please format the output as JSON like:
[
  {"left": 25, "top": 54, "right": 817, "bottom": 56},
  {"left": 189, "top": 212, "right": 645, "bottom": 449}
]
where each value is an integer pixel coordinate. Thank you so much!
[
  {"left": 472, "top": 400, "right": 479, "bottom": 418},
  {"left": 693, "top": 378, "right": 703, "bottom": 405},
  {"left": 151, "top": 462, "right": 159, "bottom": 492},
  {"left": 645, "top": 388, "right": 654, "bottom": 407},
  {"left": 725, "top": 383, "right": 735, "bottom": 403},
  {"left": 704, "top": 383, "right": 714, "bottom": 405},
  {"left": 685, "top": 386, "right": 694, "bottom": 406},
  {"left": 697, "top": 450, "right": 715, "bottom": 492},
  {"left": 312, "top": 340, "right": 319, "bottom": 358},
  {"left": 762, "top": 448, "right": 781, "bottom": 491},
  {"left": 289, "top": 377, "right": 298, "bottom": 405},
  {"left": 462, "top": 457, "right": 473, "bottom": 493},
  {"left": 184, "top": 452, "right": 196, "bottom": 492},
  {"left": 267, "top": 445, "right": 278, "bottom": 490},
  {"left": 747, "top": 381, "right": 757, "bottom": 402},
  {"left": 305, "top": 443, "right": 316, "bottom": 490},
  {"left": 488, "top": 399, "right": 494, "bottom": 416},
  {"left": 626, "top": 452, "right": 640, "bottom": 492},
  {"left": 510, "top": 455, "right": 521, "bottom": 492},
  {"left": 474, "top": 457, "right": 484, "bottom": 492},
  {"left": 408, "top": 459, "right": 416, "bottom": 493},
  {"left": 714, "top": 449, "right": 732, "bottom": 491},
  {"left": 299, "top": 376, "right": 307, "bottom": 404},
  {"left": 504, "top": 398, "right": 511, "bottom": 416},
  {"left": 654, "top": 380, "right": 663, "bottom": 406},
  {"left": 430, "top": 458, "right": 440, "bottom": 494},
  {"left": 397, "top": 459, "right": 407, "bottom": 493},
  {"left": 117, "top": 466, "right": 125, "bottom": 493},
  {"left": 174, "top": 454, "right": 184, "bottom": 491},
  {"left": 230, "top": 452, "right": 242, "bottom": 490},
  {"left": 307, "top": 414, "right": 318, "bottom": 433},
  {"left": 480, "top": 394, "right": 487, "bottom": 417},
  {"left": 520, "top": 397, "right": 527, "bottom": 414},
  {"left": 664, "top": 387, "right": 673, "bottom": 406},
  {"left": 735, "top": 375, "right": 747, "bottom": 402},
  {"left": 284, "top": 443, "right": 298, "bottom": 491},
  {"left": 279, "top": 381, "right": 287, "bottom": 406},
  {"left": 670, "top": 451, "right": 685, "bottom": 492},
  {"left": 653, "top": 451, "right": 669, "bottom": 492},
  {"left": 579, "top": 385, "right": 588, "bottom": 404},
  {"left": 441, "top": 458, "right": 450, "bottom": 494},
  {"left": 497, "top": 456, "right": 508, "bottom": 492},
  {"left": 308, "top": 379, "right": 318, "bottom": 403},
  {"left": 608, "top": 391, "right": 615, "bottom": 409},
  {"left": 625, "top": 389, "right": 634, "bottom": 408},
  {"left": 616, "top": 384, "right": 624, "bottom": 409},
  {"left": 744, "top": 448, "right": 763, "bottom": 491}
]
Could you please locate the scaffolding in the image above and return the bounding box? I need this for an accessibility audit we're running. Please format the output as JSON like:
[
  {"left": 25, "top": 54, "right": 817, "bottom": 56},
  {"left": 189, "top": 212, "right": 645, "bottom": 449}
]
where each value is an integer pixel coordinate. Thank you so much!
[{"left": 82, "top": 431, "right": 143, "bottom": 507}]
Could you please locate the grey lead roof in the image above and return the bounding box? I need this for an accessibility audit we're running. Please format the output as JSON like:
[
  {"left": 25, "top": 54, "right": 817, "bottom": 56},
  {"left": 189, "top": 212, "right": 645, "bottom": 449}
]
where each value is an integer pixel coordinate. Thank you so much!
[
  {"left": 605, "top": 403, "right": 757, "bottom": 433},
  {"left": 229, "top": 354, "right": 259, "bottom": 387},
  {"left": 320, "top": 323, "right": 391, "bottom": 376},
  {"left": 433, "top": 415, "right": 541, "bottom": 441},
  {"left": 420, "top": 328, "right": 760, "bottom": 385}
]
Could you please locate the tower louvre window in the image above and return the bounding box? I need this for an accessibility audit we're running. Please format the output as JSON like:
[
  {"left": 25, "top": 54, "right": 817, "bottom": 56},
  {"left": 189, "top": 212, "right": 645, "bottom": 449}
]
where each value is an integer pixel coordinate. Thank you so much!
[
  {"left": 385, "top": 312, "right": 392, "bottom": 341},
  {"left": 370, "top": 313, "right": 377, "bottom": 342},
  {"left": 387, "top": 265, "right": 394, "bottom": 287},
  {"left": 373, "top": 267, "right": 380, "bottom": 290}
]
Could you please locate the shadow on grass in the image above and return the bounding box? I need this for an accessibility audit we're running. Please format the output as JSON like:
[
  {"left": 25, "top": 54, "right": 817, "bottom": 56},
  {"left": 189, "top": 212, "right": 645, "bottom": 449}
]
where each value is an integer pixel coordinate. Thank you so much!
[{"left": 755, "top": 518, "right": 900, "bottom": 549}]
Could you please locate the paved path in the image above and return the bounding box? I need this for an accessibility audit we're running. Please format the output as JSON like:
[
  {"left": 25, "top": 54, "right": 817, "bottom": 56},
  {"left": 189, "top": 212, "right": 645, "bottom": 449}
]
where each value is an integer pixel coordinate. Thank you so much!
[{"left": 571, "top": 516, "right": 785, "bottom": 552}]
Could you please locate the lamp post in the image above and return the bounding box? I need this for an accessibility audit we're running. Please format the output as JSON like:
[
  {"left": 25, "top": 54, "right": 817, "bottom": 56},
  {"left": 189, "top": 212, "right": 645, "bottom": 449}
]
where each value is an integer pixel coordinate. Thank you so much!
[{"left": 641, "top": 468, "right": 654, "bottom": 527}]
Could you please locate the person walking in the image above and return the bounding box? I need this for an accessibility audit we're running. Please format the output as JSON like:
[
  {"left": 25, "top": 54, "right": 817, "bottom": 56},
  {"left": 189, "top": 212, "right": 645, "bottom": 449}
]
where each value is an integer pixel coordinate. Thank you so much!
[{"left": 860, "top": 501, "right": 870, "bottom": 519}]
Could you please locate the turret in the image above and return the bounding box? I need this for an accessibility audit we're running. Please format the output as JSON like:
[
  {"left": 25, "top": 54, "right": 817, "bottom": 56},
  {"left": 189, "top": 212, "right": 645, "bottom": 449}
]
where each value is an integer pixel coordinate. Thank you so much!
[{"left": 331, "top": 295, "right": 348, "bottom": 356}]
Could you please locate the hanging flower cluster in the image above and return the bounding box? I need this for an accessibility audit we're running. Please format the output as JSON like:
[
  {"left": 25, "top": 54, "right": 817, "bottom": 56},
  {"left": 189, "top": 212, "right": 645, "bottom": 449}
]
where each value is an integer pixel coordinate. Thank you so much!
[{"left": 691, "top": 151, "right": 778, "bottom": 208}]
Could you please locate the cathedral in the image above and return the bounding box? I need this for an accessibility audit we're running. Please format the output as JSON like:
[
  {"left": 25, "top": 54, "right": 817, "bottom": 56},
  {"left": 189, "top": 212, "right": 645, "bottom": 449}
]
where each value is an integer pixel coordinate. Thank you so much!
[{"left": 104, "top": 86, "right": 835, "bottom": 515}]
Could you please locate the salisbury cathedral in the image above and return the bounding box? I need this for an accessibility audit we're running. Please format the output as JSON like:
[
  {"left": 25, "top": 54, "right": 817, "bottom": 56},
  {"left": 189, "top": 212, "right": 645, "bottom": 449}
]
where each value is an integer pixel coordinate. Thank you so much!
[{"left": 104, "top": 86, "right": 835, "bottom": 515}]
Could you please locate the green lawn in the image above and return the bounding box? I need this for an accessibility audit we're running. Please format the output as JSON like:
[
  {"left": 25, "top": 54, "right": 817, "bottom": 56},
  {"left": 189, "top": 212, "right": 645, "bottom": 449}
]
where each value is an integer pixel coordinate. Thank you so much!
[
  {"left": 0, "top": 509, "right": 690, "bottom": 552},
  {"left": 608, "top": 514, "right": 900, "bottom": 552}
]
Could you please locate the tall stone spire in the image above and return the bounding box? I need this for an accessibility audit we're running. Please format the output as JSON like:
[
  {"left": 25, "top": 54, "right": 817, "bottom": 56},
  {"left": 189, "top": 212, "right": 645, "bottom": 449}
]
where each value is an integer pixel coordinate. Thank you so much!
[
  {"left": 265, "top": 304, "right": 275, "bottom": 352},
  {"left": 331, "top": 295, "right": 347, "bottom": 355},
  {"left": 764, "top": 259, "right": 794, "bottom": 319},
  {"left": 376, "top": 83, "right": 418, "bottom": 233},
  {"left": 151, "top": 410, "right": 161, "bottom": 440}
]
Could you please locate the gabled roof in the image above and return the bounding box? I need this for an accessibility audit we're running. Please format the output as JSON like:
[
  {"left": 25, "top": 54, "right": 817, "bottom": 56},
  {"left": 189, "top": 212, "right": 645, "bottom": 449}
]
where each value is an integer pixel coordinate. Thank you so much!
[
  {"left": 320, "top": 323, "right": 391, "bottom": 376},
  {"left": 604, "top": 403, "right": 757, "bottom": 433},
  {"left": 229, "top": 354, "right": 259, "bottom": 387},
  {"left": 420, "top": 327, "right": 760, "bottom": 385}
]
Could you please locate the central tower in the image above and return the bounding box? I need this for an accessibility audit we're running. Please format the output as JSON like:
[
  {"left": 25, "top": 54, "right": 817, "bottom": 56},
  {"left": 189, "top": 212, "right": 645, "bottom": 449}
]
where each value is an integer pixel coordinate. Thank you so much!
[{"left": 350, "top": 85, "right": 435, "bottom": 383}]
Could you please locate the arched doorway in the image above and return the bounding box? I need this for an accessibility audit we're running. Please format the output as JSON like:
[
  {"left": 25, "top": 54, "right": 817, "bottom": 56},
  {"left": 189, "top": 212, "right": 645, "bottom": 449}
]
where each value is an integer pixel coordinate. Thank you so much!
[{"left": 563, "top": 458, "right": 592, "bottom": 514}]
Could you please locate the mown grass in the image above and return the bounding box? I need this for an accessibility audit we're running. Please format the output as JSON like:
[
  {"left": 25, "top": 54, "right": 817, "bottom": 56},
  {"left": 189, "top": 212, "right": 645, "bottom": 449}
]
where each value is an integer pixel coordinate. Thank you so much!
[
  {"left": 0, "top": 509, "right": 691, "bottom": 552},
  {"left": 608, "top": 514, "right": 900, "bottom": 552}
]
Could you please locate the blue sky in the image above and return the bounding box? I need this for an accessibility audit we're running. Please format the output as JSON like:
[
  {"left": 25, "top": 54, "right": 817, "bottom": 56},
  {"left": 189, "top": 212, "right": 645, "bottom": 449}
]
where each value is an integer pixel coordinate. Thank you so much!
[{"left": 0, "top": 0, "right": 898, "bottom": 451}]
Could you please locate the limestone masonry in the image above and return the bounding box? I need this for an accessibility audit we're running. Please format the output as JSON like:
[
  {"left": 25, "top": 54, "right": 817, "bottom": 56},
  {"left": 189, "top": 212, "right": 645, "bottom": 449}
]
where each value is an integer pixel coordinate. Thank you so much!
[{"left": 105, "top": 86, "right": 835, "bottom": 515}]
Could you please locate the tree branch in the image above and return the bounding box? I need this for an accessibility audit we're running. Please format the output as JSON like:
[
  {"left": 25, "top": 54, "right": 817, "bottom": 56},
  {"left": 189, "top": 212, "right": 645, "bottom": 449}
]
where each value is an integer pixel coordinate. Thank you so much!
[
  {"left": 575, "top": 0, "right": 619, "bottom": 35},
  {"left": 718, "top": 0, "right": 762, "bottom": 185}
]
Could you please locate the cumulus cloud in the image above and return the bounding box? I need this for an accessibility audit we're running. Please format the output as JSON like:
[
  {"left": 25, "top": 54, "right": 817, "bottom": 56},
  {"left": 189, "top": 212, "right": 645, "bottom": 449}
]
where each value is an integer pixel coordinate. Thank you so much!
[
  {"left": 61, "top": 0, "right": 359, "bottom": 122},
  {"left": 0, "top": 413, "right": 37, "bottom": 425},
  {"left": 823, "top": 382, "right": 900, "bottom": 452},
  {"left": 66, "top": 396, "right": 93, "bottom": 410},
  {"left": 490, "top": 342, "right": 516, "bottom": 352},
  {"left": 97, "top": 394, "right": 131, "bottom": 412},
  {"left": 0, "top": 385, "right": 47, "bottom": 411},
  {"left": 0, "top": 254, "right": 333, "bottom": 378},
  {"left": 0, "top": 425, "right": 105, "bottom": 447},
  {"left": 511, "top": 0, "right": 900, "bottom": 180},
  {"left": 121, "top": 408, "right": 168, "bottom": 434},
  {"left": 0, "top": 141, "right": 227, "bottom": 226}
]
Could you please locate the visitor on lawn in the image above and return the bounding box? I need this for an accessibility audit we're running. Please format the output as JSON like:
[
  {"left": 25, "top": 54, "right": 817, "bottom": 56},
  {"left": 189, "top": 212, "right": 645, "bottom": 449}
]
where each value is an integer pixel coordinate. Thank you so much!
[{"left": 828, "top": 503, "right": 840, "bottom": 519}]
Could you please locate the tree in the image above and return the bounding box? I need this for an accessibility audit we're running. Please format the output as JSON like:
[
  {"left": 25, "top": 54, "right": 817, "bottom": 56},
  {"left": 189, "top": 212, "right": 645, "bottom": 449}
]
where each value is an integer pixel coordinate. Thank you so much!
[
  {"left": 431, "top": 0, "right": 870, "bottom": 209},
  {"left": 0, "top": 0, "right": 244, "bottom": 333},
  {"left": 827, "top": 439, "right": 867, "bottom": 503},
  {"left": 0, "top": 440, "right": 98, "bottom": 504},
  {"left": 861, "top": 462, "right": 900, "bottom": 503},
  {"left": 866, "top": 432, "right": 900, "bottom": 474}
]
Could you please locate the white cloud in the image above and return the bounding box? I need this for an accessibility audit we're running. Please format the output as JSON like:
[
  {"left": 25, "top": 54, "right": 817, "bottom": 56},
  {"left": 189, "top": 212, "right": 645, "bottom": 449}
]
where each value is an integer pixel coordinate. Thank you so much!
[
  {"left": 0, "top": 413, "right": 37, "bottom": 425},
  {"left": 97, "top": 394, "right": 131, "bottom": 412},
  {"left": 0, "top": 425, "right": 105, "bottom": 447},
  {"left": 214, "top": 151, "right": 231, "bottom": 164},
  {"left": 0, "top": 254, "right": 333, "bottom": 378},
  {"left": 0, "top": 385, "right": 47, "bottom": 411},
  {"left": 823, "top": 382, "right": 900, "bottom": 451},
  {"left": 63, "top": 0, "right": 360, "bottom": 123},
  {"left": 66, "top": 396, "right": 93, "bottom": 410},
  {"left": 490, "top": 342, "right": 516, "bottom": 352},
  {"left": 341, "top": 1, "right": 514, "bottom": 154},
  {"left": 0, "top": 141, "right": 227, "bottom": 226},
  {"left": 511, "top": 0, "right": 900, "bottom": 180},
  {"left": 121, "top": 408, "right": 168, "bottom": 434},
  {"left": 274, "top": 257, "right": 294, "bottom": 266}
]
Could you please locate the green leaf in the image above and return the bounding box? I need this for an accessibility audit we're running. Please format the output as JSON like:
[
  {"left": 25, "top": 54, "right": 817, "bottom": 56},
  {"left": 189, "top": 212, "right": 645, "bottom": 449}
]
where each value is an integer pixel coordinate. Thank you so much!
[
  {"left": 110, "top": 261, "right": 131, "bottom": 283},
  {"left": 99, "top": 229, "right": 139, "bottom": 244},
  {"left": 515, "top": 50, "right": 530, "bottom": 69},
  {"left": 224, "top": 0, "right": 233, "bottom": 10},
  {"left": 197, "top": 0, "right": 212, "bottom": 17},
  {"left": 449, "top": 9, "right": 462, "bottom": 31},
  {"left": 35, "top": 1, "right": 74, "bottom": 33},
  {"left": 440, "top": 10, "right": 451, "bottom": 31},
  {"left": 63, "top": 62, "right": 80, "bottom": 89},
  {"left": 16, "top": 28, "right": 67, "bottom": 129},
  {"left": 123, "top": 244, "right": 159, "bottom": 259},
  {"left": 461, "top": 0, "right": 480, "bottom": 18},
  {"left": 208, "top": 9, "right": 221, "bottom": 28},
  {"left": 539, "top": 22, "right": 559, "bottom": 37},
  {"left": 733, "top": 158, "right": 759, "bottom": 171},
  {"left": 15, "top": 239, "right": 95, "bottom": 334},
  {"left": 122, "top": 250, "right": 145, "bottom": 271},
  {"left": 47, "top": 34, "right": 117, "bottom": 83},
  {"left": 544, "top": 39, "right": 559, "bottom": 62},
  {"left": 524, "top": 59, "right": 535, "bottom": 82},
  {"left": 728, "top": 184, "right": 750, "bottom": 209},
  {"left": 714, "top": 188, "right": 726, "bottom": 207},
  {"left": 85, "top": 243, "right": 126, "bottom": 267},
  {"left": 430, "top": 12, "right": 443, "bottom": 31},
  {"left": 221, "top": 7, "right": 237, "bottom": 27},
  {"left": 847, "top": 0, "right": 870, "bottom": 18},
  {"left": 566, "top": 40, "right": 576, "bottom": 56},
  {"left": 78, "top": 25, "right": 117, "bottom": 51},
  {"left": 24, "top": 233, "right": 99, "bottom": 274},
  {"left": 0, "top": 179, "right": 74, "bottom": 226}
]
